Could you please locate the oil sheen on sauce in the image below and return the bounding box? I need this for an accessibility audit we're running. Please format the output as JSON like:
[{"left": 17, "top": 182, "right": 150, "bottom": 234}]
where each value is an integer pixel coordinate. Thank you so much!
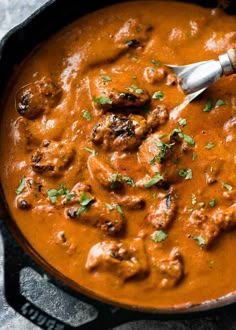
[{"left": 1, "top": 1, "right": 236, "bottom": 309}]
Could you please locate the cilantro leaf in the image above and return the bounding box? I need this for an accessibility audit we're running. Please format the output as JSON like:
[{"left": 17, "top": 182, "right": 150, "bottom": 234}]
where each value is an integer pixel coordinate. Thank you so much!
[
  {"left": 152, "top": 91, "right": 164, "bottom": 100},
  {"left": 144, "top": 172, "right": 163, "bottom": 188},
  {"left": 122, "top": 176, "right": 136, "bottom": 187},
  {"left": 93, "top": 96, "right": 112, "bottom": 105},
  {"left": 205, "top": 142, "right": 216, "bottom": 149},
  {"left": 82, "top": 109, "right": 91, "bottom": 121},
  {"left": 84, "top": 147, "right": 98, "bottom": 155},
  {"left": 79, "top": 192, "right": 93, "bottom": 206},
  {"left": 15, "top": 177, "right": 26, "bottom": 195},
  {"left": 76, "top": 205, "right": 88, "bottom": 216},
  {"left": 178, "top": 168, "right": 192, "bottom": 180},
  {"left": 203, "top": 98, "right": 213, "bottom": 112},
  {"left": 151, "top": 230, "right": 168, "bottom": 243},
  {"left": 100, "top": 75, "right": 112, "bottom": 82},
  {"left": 178, "top": 118, "right": 187, "bottom": 127},
  {"left": 223, "top": 183, "right": 233, "bottom": 191},
  {"left": 215, "top": 99, "right": 226, "bottom": 107},
  {"left": 192, "top": 235, "right": 205, "bottom": 248}
]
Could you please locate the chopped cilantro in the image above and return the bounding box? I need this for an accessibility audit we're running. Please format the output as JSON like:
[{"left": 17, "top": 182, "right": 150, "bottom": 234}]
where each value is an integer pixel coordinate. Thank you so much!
[
  {"left": 215, "top": 99, "right": 226, "bottom": 107},
  {"left": 151, "top": 59, "right": 160, "bottom": 66},
  {"left": 178, "top": 118, "right": 187, "bottom": 127},
  {"left": 151, "top": 230, "right": 168, "bottom": 243},
  {"left": 76, "top": 205, "right": 88, "bottom": 216},
  {"left": 93, "top": 96, "right": 112, "bottom": 105},
  {"left": 105, "top": 203, "right": 114, "bottom": 210},
  {"left": 144, "top": 172, "right": 163, "bottom": 188},
  {"left": 84, "top": 147, "right": 98, "bottom": 155},
  {"left": 209, "top": 198, "right": 216, "bottom": 208},
  {"left": 105, "top": 203, "right": 124, "bottom": 216},
  {"left": 152, "top": 91, "right": 164, "bottom": 100},
  {"left": 223, "top": 183, "right": 233, "bottom": 191},
  {"left": 205, "top": 142, "right": 216, "bottom": 149},
  {"left": 58, "top": 184, "right": 75, "bottom": 201},
  {"left": 82, "top": 109, "right": 91, "bottom": 121},
  {"left": 198, "top": 202, "right": 205, "bottom": 207},
  {"left": 109, "top": 173, "right": 122, "bottom": 189},
  {"left": 178, "top": 168, "right": 192, "bottom": 180},
  {"left": 47, "top": 184, "right": 75, "bottom": 204},
  {"left": 79, "top": 192, "right": 93, "bottom": 206},
  {"left": 116, "top": 204, "right": 124, "bottom": 216},
  {"left": 15, "top": 177, "right": 26, "bottom": 195},
  {"left": 75, "top": 192, "right": 93, "bottom": 217},
  {"left": 47, "top": 189, "right": 58, "bottom": 204},
  {"left": 122, "top": 176, "right": 136, "bottom": 187},
  {"left": 192, "top": 152, "right": 197, "bottom": 160},
  {"left": 179, "top": 132, "right": 195, "bottom": 146},
  {"left": 149, "top": 139, "right": 174, "bottom": 164},
  {"left": 171, "top": 128, "right": 195, "bottom": 147},
  {"left": 192, "top": 235, "right": 205, "bottom": 248},
  {"left": 100, "top": 75, "right": 112, "bottom": 82},
  {"left": 125, "top": 84, "right": 144, "bottom": 94},
  {"left": 109, "top": 173, "right": 135, "bottom": 188},
  {"left": 203, "top": 98, "right": 213, "bottom": 112}
]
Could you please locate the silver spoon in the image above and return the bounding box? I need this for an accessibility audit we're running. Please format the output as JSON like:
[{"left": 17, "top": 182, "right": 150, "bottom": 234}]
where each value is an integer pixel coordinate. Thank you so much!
[{"left": 168, "top": 48, "right": 236, "bottom": 118}]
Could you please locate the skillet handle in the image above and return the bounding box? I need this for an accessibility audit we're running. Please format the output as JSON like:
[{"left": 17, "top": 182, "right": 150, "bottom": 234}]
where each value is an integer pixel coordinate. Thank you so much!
[
  {"left": 1, "top": 224, "right": 142, "bottom": 330},
  {"left": 227, "top": 48, "right": 236, "bottom": 73}
]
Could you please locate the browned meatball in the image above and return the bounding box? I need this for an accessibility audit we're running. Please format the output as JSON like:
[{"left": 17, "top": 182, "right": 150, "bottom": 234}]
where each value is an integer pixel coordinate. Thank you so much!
[
  {"left": 92, "top": 113, "right": 148, "bottom": 151},
  {"left": 16, "top": 77, "right": 62, "bottom": 119}
]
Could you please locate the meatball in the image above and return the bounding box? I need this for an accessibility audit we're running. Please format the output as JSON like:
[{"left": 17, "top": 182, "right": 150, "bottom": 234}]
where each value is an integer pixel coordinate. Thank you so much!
[
  {"left": 86, "top": 238, "right": 149, "bottom": 281},
  {"left": 31, "top": 141, "right": 75, "bottom": 177},
  {"left": 16, "top": 77, "right": 62, "bottom": 119},
  {"left": 92, "top": 113, "right": 148, "bottom": 151}
]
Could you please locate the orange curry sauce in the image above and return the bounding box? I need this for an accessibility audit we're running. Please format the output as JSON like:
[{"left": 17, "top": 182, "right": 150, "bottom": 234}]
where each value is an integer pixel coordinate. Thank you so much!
[{"left": 1, "top": 1, "right": 236, "bottom": 309}]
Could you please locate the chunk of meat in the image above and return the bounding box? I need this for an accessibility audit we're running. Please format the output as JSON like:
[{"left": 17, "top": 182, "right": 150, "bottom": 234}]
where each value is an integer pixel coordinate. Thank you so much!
[
  {"left": 143, "top": 66, "right": 167, "bottom": 84},
  {"left": 31, "top": 141, "right": 75, "bottom": 177},
  {"left": 138, "top": 132, "right": 184, "bottom": 185},
  {"left": 147, "top": 193, "right": 177, "bottom": 229},
  {"left": 187, "top": 204, "right": 236, "bottom": 246},
  {"left": 114, "top": 18, "right": 152, "bottom": 50},
  {"left": 86, "top": 238, "right": 149, "bottom": 281},
  {"left": 87, "top": 155, "right": 122, "bottom": 189},
  {"left": 157, "top": 248, "right": 184, "bottom": 288},
  {"left": 16, "top": 77, "right": 62, "bottom": 119},
  {"left": 138, "top": 133, "right": 173, "bottom": 179},
  {"left": 66, "top": 200, "right": 125, "bottom": 235},
  {"left": 92, "top": 113, "right": 148, "bottom": 151},
  {"left": 111, "top": 193, "right": 145, "bottom": 210},
  {"left": 12, "top": 117, "right": 40, "bottom": 152},
  {"left": 146, "top": 105, "right": 169, "bottom": 129},
  {"left": 92, "top": 78, "right": 150, "bottom": 112}
]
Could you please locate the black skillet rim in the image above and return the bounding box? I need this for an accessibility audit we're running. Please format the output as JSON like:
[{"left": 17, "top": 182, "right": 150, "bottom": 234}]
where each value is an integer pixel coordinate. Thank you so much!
[{"left": 1, "top": 0, "right": 236, "bottom": 326}]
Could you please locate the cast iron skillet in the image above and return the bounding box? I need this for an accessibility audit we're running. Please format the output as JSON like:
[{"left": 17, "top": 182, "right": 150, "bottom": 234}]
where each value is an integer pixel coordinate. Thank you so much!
[{"left": 0, "top": 0, "right": 236, "bottom": 329}]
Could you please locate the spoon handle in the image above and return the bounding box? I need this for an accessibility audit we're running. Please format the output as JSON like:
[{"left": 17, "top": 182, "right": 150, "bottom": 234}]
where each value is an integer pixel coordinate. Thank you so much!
[
  {"left": 227, "top": 48, "right": 236, "bottom": 73},
  {"left": 219, "top": 48, "right": 236, "bottom": 75}
]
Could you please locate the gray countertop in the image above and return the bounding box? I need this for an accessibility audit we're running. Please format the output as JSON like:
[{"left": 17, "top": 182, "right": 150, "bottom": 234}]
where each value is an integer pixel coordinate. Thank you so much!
[{"left": 0, "top": 1, "right": 236, "bottom": 329}]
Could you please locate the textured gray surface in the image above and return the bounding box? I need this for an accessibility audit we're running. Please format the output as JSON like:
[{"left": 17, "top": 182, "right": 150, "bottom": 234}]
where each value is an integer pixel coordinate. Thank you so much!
[{"left": 0, "top": 0, "right": 236, "bottom": 329}]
